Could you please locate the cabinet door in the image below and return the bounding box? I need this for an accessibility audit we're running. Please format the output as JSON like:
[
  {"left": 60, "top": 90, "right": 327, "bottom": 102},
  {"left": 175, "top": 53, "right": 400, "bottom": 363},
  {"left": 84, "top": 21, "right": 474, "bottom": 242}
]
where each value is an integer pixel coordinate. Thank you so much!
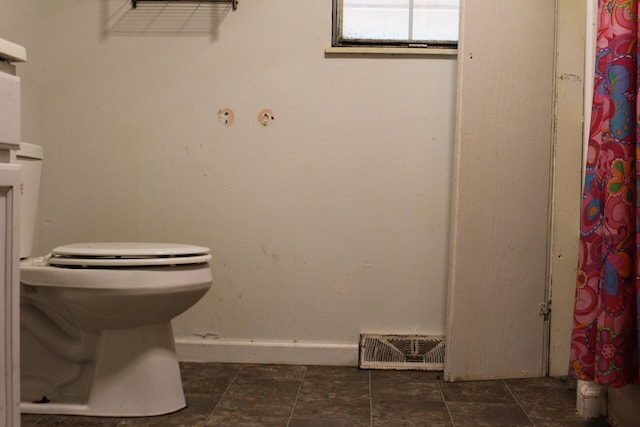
[
  {"left": 0, "top": 164, "right": 20, "bottom": 427},
  {"left": 0, "top": 73, "right": 20, "bottom": 146},
  {"left": 445, "top": 0, "right": 555, "bottom": 380}
]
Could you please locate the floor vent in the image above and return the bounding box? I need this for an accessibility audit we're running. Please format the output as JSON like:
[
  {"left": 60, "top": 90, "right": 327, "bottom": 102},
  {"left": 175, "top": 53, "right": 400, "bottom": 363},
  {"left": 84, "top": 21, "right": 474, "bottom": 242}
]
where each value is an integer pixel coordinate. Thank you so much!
[{"left": 359, "top": 334, "right": 445, "bottom": 370}]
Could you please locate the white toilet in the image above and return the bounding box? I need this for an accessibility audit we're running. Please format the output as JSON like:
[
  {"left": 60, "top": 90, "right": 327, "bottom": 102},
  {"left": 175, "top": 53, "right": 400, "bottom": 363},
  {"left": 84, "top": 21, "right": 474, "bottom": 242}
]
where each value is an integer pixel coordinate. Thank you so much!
[{"left": 16, "top": 142, "right": 213, "bottom": 417}]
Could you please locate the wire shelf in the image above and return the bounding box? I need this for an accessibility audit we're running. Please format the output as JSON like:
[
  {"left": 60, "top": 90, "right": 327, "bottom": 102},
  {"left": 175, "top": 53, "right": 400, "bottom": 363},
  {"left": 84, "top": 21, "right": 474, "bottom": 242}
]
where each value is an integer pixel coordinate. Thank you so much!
[{"left": 131, "top": 0, "right": 237, "bottom": 11}]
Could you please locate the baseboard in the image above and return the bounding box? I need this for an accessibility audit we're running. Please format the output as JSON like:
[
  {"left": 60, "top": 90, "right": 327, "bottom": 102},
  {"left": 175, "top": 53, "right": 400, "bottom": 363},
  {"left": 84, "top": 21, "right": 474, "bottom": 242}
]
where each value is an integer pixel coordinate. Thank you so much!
[{"left": 175, "top": 337, "right": 359, "bottom": 366}]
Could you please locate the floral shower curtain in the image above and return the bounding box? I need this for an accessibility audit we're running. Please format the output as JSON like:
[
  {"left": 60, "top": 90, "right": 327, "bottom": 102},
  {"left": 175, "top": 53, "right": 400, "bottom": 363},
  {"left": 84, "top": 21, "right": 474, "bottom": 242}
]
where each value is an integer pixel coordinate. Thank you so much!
[{"left": 569, "top": 0, "right": 640, "bottom": 387}]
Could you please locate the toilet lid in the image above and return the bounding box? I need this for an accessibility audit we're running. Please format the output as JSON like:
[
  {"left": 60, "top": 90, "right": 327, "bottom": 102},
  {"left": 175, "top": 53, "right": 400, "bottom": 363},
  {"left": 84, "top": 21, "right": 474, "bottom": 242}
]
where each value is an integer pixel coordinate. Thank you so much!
[{"left": 48, "top": 242, "right": 212, "bottom": 267}]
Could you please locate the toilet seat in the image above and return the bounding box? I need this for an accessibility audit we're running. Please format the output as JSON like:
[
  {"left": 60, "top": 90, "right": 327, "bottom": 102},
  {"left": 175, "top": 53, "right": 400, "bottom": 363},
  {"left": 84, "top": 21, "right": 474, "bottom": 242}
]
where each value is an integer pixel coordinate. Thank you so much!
[{"left": 48, "top": 242, "right": 212, "bottom": 267}]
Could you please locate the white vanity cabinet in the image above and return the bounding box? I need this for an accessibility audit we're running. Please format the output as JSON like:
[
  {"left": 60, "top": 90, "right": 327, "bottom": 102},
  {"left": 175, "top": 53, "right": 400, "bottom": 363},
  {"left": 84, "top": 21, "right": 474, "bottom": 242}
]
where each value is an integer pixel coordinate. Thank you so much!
[{"left": 0, "top": 37, "right": 26, "bottom": 427}]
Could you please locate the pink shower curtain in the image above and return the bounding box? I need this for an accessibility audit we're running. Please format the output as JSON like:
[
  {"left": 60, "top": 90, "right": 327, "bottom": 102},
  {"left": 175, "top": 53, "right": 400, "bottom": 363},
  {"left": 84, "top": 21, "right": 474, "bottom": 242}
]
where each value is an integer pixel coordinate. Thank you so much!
[{"left": 570, "top": 0, "right": 640, "bottom": 387}]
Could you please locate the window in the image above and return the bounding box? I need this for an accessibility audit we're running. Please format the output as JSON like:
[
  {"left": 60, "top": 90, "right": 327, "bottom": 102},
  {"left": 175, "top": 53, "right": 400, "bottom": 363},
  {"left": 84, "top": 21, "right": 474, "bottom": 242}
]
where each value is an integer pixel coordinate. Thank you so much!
[{"left": 333, "top": 0, "right": 459, "bottom": 48}]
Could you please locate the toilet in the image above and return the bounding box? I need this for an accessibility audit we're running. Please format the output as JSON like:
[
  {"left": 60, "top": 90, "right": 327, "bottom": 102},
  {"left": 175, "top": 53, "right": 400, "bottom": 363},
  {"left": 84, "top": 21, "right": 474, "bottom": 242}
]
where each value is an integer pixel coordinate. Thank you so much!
[{"left": 16, "top": 142, "right": 213, "bottom": 417}]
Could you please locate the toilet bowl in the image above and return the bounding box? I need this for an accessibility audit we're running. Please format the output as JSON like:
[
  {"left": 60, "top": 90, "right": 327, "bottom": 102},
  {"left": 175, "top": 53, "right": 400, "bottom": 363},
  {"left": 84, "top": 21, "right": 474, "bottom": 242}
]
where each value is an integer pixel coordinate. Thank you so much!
[{"left": 16, "top": 143, "right": 213, "bottom": 416}]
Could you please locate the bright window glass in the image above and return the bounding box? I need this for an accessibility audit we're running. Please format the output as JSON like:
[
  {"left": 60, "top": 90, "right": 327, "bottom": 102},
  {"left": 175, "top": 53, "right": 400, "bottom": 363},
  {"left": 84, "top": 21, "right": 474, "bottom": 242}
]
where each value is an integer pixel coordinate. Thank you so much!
[{"left": 339, "top": 0, "right": 459, "bottom": 45}]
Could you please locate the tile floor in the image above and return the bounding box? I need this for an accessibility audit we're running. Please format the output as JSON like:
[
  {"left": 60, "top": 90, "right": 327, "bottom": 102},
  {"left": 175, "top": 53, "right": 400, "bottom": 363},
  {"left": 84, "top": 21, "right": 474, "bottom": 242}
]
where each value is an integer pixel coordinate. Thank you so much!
[{"left": 21, "top": 362, "right": 610, "bottom": 427}]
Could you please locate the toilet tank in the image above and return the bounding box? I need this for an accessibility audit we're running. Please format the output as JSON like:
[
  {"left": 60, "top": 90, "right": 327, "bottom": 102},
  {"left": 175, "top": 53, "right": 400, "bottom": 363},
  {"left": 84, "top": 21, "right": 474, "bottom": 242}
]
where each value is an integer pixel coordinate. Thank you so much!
[{"left": 15, "top": 142, "right": 43, "bottom": 259}]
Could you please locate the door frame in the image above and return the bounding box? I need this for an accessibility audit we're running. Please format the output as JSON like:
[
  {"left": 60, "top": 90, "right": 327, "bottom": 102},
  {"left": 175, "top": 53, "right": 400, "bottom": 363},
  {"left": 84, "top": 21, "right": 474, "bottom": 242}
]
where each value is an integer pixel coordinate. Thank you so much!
[{"left": 547, "top": 0, "right": 588, "bottom": 376}]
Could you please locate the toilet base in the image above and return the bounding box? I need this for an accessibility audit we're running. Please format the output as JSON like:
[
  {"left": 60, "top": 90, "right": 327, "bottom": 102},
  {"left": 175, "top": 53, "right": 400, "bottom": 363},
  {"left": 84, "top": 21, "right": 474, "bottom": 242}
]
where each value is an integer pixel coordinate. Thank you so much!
[{"left": 21, "top": 322, "right": 186, "bottom": 417}]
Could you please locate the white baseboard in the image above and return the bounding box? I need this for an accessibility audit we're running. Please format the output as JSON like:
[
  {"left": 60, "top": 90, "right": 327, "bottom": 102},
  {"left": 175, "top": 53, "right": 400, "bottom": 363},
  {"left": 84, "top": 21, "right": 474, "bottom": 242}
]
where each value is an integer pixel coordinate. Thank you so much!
[{"left": 175, "top": 337, "right": 359, "bottom": 366}]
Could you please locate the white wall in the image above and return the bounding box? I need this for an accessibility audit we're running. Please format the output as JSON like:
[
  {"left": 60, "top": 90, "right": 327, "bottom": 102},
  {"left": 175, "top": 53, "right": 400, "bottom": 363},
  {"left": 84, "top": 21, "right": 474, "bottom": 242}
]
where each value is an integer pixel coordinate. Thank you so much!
[
  {"left": 0, "top": 1, "right": 46, "bottom": 148},
  {"left": 2, "top": 0, "right": 457, "bottom": 363}
]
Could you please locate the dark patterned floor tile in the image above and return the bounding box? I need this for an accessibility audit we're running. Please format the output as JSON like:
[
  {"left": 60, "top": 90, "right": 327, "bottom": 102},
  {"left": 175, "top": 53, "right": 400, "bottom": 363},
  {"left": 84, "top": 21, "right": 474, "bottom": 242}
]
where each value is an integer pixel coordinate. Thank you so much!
[
  {"left": 370, "top": 369, "right": 442, "bottom": 383},
  {"left": 292, "top": 396, "right": 371, "bottom": 421},
  {"left": 373, "top": 421, "right": 453, "bottom": 427},
  {"left": 180, "top": 362, "right": 242, "bottom": 394},
  {"left": 372, "top": 399, "right": 451, "bottom": 425},
  {"left": 506, "top": 377, "right": 576, "bottom": 408},
  {"left": 289, "top": 417, "right": 371, "bottom": 427},
  {"left": 530, "top": 417, "right": 610, "bottom": 427},
  {"left": 116, "top": 418, "right": 205, "bottom": 427},
  {"left": 447, "top": 401, "right": 532, "bottom": 426},
  {"left": 184, "top": 393, "right": 224, "bottom": 413},
  {"left": 505, "top": 376, "right": 576, "bottom": 389},
  {"left": 234, "top": 364, "right": 306, "bottom": 383},
  {"left": 524, "top": 404, "right": 608, "bottom": 427},
  {"left": 20, "top": 414, "right": 44, "bottom": 426},
  {"left": 439, "top": 380, "right": 516, "bottom": 403},
  {"left": 23, "top": 415, "right": 123, "bottom": 426},
  {"left": 371, "top": 378, "right": 442, "bottom": 402},
  {"left": 20, "top": 364, "right": 615, "bottom": 427},
  {"left": 298, "top": 376, "right": 370, "bottom": 400},
  {"left": 213, "top": 395, "right": 295, "bottom": 418},
  {"left": 115, "top": 393, "right": 218, "bottom": 426},
  {"left": 225, "top": 378, "right": 301, "bottom": 399},
  {"left": 303, "top": 365, "right": 370, "bottom": 380},
  {"left": 204, "top": 414, "right": 289, "bottom": 426}
]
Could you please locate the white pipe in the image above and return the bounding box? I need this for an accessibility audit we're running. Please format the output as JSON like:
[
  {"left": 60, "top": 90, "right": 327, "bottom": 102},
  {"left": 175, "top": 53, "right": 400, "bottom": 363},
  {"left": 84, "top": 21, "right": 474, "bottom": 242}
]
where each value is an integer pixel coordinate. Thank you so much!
[{"left": 577, "top": 379, "right": 607, "bottom": 419}]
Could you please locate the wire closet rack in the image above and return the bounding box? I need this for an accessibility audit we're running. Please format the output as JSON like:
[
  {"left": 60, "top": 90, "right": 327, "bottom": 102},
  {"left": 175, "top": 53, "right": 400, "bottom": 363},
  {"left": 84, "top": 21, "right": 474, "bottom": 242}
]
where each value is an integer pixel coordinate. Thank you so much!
[{"left": 131, "top": 0, "right": 238, "bottom": 10}]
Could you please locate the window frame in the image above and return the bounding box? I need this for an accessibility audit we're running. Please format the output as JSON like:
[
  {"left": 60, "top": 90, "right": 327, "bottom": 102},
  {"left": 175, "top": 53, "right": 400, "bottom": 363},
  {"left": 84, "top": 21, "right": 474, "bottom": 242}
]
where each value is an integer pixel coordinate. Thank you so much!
[{"left": 332, "top": 0, "right": 459, "bottom": 49}]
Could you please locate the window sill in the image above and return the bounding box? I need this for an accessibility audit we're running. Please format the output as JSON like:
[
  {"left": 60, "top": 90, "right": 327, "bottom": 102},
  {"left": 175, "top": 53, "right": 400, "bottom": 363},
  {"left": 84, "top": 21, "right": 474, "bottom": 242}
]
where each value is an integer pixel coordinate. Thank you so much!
[{"left": 324, "top": 46, "right": 457, "bottom": 56}]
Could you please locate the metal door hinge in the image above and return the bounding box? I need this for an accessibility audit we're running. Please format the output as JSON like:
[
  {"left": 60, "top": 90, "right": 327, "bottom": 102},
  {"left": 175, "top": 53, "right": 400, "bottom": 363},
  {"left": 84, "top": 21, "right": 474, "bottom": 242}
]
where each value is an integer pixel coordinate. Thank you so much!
[{"left": 538, "top": 301, "right": 551, "bottom": 319}]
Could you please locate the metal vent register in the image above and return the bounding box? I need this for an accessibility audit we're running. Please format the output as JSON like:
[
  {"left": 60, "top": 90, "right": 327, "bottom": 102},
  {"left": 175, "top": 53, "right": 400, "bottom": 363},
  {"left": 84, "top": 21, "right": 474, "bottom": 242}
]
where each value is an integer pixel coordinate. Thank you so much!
[{"left": 359, "top": 334, "right": 445, "bottom": 370}]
